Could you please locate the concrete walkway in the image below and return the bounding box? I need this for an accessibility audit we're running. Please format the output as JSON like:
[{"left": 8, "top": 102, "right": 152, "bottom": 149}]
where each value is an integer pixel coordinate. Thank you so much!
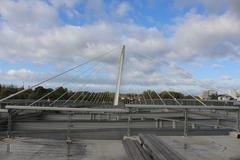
[{"left": 0, "top": 137, "right": 128, "bottom": 160}]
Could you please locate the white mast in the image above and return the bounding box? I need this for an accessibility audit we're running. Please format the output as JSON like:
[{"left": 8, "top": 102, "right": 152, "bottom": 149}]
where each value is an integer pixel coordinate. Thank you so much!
[{"left": 113, "top": 45, "right": 125, "bottom": 106}]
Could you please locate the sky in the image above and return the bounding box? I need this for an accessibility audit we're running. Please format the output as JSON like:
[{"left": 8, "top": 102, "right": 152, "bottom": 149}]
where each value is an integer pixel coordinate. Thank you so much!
[{"left": 0, "top": 0, "right": 240, "bottom": 95}]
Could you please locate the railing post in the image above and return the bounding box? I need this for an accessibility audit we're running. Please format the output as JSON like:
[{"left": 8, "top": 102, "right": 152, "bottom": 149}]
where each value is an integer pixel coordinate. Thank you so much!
[
  {"left": 66, "top": 111, "right": 73, "bottom": 157},
  {"left": 172, "top": 121, "right": 176, "bottom": 129},
  {"left": 107, "top": 114, "right": 111, "bottom": 120},
  {"left": 184, "top": 109, "right": 188, "bottom": 136},
  {"left": 155, "top": 119, "right": 159, "bottom": 128},
  {"left": 159, "top": 120, "right": 163, "bottom": 128},
  {"left": 127, "top": 116, "right": 131, "bottom": 136},
  {"left": 7, "top": 109, "right": 12, "bottom": 138},
  {"left": 237, "top": 108, "right": 240, "bottom": 132},
  {"left": 191, "top": 123, "right": 195, "bottom": 129},
  {"left": 215, "top": 119, "right": 220, "bottom": 129},
  {"left": 116, "top": 115, "right": 120, "bottom": 120}
]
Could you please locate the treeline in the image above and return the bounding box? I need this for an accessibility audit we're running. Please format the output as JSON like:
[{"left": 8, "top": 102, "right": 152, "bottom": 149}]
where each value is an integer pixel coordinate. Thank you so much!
[
  {"left": 0, "top": 85, "right": 69, "bottom": 99},
  {"left": 128, "top": 90, "right": 195, "bottom": 99},
  {"left": 0, "top": 84, "right": 114, "bottom": 101},
  {"left": 0, "top": 85, "right": 195, "bottom": 100}
]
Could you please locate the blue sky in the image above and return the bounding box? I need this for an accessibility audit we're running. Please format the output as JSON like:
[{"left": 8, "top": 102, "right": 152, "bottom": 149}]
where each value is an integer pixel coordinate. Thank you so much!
[{"left": 0, "top": 0, "right": 240, "bottom": 94}]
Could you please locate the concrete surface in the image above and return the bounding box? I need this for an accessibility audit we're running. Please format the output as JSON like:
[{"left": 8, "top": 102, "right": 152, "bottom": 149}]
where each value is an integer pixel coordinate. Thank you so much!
[
  {"left": 1, "top": 135, "right": 239, "bottom": 160},
  {"left": 0, "top": 137, "right": 128, "bottom": 160},
  {"left": 159, "top": 136, "right": 240, "bottom": 160}
]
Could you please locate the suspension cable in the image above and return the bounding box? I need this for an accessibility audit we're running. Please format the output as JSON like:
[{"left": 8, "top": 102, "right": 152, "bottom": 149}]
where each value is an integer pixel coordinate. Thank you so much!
[
  {"left": 147, "top": 91, "right": 155, "bottom": 104},
  {"left": 153, "top": 90, "right": 166, "bottom": 105},
  {"left": 30, "top": 62, "right": 99, "bottom": 106},
  {"left": 62, "top": 63, "right": 103, "bottom": 105},
  {"left": 72, "top": 62, "right": 106, "bottom": 104},
  {"left": 134, "top": 52, "right": 207, "bottom": 106},
  {"left": 0, "top": 46, "right": 120, "bottom": 102}
]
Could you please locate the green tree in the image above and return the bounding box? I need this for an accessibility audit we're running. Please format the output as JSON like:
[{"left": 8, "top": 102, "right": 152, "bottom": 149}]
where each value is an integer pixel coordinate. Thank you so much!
[{"left": 160, "top": 91, "right": 184, "bottom": 99}]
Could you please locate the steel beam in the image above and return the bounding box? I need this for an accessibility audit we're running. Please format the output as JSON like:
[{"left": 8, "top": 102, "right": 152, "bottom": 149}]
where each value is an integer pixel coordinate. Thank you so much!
[
  {"left": 0, "top": 109, "right": 8, "bottom": 113},
  {"left": 125, "top": 104, "right": 239, "bottom": 110},
  {"left": 5, "top": 105, "right": 129, "bottom": 113}
]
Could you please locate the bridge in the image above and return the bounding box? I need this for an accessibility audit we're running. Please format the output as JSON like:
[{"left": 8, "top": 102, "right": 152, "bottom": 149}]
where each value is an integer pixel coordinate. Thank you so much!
[{"left": 0, "top": 45, "right": 239, "bottom": 159}]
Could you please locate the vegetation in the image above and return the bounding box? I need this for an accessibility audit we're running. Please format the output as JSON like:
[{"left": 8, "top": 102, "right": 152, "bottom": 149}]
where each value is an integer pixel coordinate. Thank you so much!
[{"left": 0, "top": 84, "right": 191, "bottom": 100}]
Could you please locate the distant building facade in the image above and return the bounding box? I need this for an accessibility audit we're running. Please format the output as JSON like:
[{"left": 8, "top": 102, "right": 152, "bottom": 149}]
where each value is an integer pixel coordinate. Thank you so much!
[
  {"left": 217, "top": 94, "right": 233, "bottom": 101},
  {"left": 201, "top": 90, "right": 218, "bottom": 100}
]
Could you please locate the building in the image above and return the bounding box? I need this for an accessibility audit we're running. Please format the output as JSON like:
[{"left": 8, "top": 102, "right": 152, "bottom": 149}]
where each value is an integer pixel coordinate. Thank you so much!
[
  {"left": 201, "top": 90, "right": 218, "bottom": 100},
  {"left": 217, "top": 94, "right": 233, "bottom": 101}
]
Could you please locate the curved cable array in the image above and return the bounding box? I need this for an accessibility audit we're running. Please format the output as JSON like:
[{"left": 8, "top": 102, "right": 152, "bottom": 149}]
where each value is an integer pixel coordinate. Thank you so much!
[
  {"left": 132, "top": 52, "right": 208, "bottom": 106},
  {"left": 0, "top": 46, "right": 120, "bottom": 105}
]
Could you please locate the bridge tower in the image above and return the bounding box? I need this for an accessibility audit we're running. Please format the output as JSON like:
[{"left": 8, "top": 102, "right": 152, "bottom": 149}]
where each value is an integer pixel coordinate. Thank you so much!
[{"left": 113, "top": 45, "right": 125, "bottom": 106}]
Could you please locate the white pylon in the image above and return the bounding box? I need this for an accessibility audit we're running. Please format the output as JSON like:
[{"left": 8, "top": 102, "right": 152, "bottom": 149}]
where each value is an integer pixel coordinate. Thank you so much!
[{"left": 113, "top": 45, "right": 125, "bottom": 106}]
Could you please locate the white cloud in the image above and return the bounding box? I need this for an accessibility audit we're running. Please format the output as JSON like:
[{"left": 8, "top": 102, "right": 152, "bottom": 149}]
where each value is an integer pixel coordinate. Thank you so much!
[
  {"left": 85, "top": 0, "right": 104, "bottom": 14},
  {"left": 49, "top": 0, "right": 79, "bottom": 8},
  {"left": 0, "top": 0, "right": 59, "bottom": 32},
  {"left": 211, "top": 64, "right": 224, "bottom": 69},
  {"left": 1, "top": 1, "right": 239, "bottom": 65},
  {"left": 220, "top": 75, "right": 232, "bottom": 81},
  {"left": 170, "top": 13, "right": 240, "bottom": 61},
  {"left": 0, "top": 0, "right": 240, "bottom": 94},
  {"left": 115, "top": 2, "right": 131, "bottom": 17},
  {"left": 175, "top": 0, "right": 240, "bottom": 16}
]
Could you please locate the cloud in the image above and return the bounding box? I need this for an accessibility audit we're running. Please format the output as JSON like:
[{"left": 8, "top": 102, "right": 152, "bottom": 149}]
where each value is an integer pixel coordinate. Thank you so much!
[
  {"left": 115, "top": 2, "right": 131, "bottom": 17},
  {"left": 211, "top": 64, "right": 224, "bottom": 69},
  {"left": 175, "top": 0, "right": 240, "bottom": 16},
  {"left": 49, "top": 0, "right": 79, "bottom": 8},
  {"left": 220, "top": 75, "right": 232, "bottom": 81},
  {"left": 0, "top": 20, "right": 168, "bottom": 66},
  {"left": 1, "top": 1, "right": 239, "bottom": 65},
  {"left": 170, "top": 12, "right": 240, "bottom": 61},
  {"left": 0, "top": 0, "right": 240, "bottom": 94},
  {"left": 0, "top": 0, "right": 59, "bottom": 32},
  {"left": 85, "top": 0, "right": 104, "bottom": 14}
]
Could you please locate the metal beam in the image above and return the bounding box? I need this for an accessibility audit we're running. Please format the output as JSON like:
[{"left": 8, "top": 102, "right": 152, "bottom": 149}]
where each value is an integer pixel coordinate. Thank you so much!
[
  {"left": 125, "top": 104, "right": 239, "bottom": 110},
  {"left": 0, "top": 109, "right": 8, "bottom": 113},
  {"left": 5, "top": 105, "right": 129, "bottom": 113},
  {"left": 114, "top": 45, "right": 125, "bottom": 106}
]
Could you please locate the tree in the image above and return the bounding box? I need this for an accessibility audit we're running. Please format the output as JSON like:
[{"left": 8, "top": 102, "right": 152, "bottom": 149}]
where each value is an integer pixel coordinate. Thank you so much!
[
  {"left": 160, "top": 91, "right": 184, "bottom": 99},
  {"left": 143, "top": 90, "right": 159, "bottom": 99},
  {"left": 51, "top": 87, "right": 68, "bottom": 100}
]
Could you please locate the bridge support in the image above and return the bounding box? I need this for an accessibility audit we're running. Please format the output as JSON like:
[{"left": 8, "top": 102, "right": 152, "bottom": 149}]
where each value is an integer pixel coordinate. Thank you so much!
[{"left": 113, "top": 45, "right": 125, "bottom": 106}]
